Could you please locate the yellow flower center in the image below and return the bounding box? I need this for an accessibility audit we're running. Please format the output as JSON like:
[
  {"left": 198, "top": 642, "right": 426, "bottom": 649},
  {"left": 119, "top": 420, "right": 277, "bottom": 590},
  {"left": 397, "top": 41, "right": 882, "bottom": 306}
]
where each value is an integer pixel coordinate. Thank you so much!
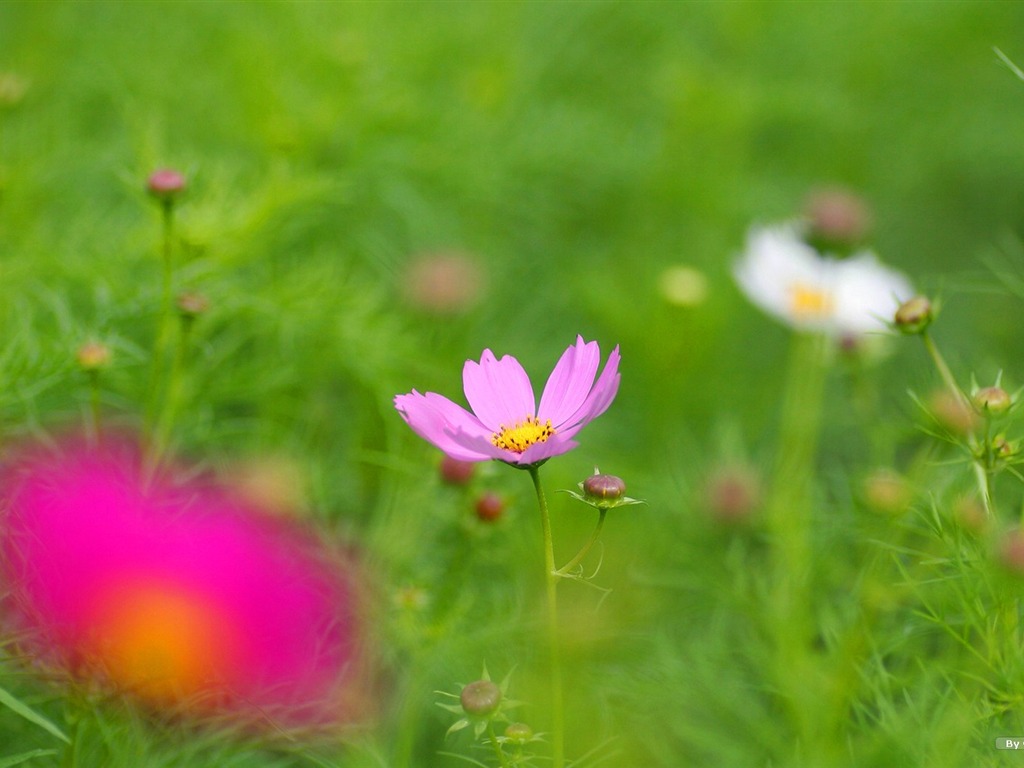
[
  {"left": 789, "top": 282, "right": 834, "bottom": 318},
  {"left": 491, "top": 416, "right": 555, "bottom": 454}
]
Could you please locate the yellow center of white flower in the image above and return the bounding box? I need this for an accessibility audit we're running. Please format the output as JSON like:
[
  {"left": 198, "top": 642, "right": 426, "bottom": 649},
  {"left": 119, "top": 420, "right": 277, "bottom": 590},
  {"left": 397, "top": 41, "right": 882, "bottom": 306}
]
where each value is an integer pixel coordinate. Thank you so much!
[
  {"left": 788, "top": 282, "right": 834, "bottom": 319},
  {"left": 491, "top": 416, "right": 555, "bottom": 454}
]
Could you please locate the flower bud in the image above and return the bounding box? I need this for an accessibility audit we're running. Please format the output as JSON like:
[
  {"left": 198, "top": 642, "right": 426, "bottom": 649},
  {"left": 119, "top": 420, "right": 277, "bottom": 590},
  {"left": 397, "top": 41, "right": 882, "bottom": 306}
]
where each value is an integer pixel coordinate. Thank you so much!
[
  {"left": 973, "top": 386, "right": 1012, "bottom": 416},
  {"left": 76, "top": 341, "right": 112, "bottom": 371},
  {"left": 474, "top": 492, "right": 504, "bottom": 522},
  {"left": 403, "top": 251, "right": 485, "bottom": 316},
  {"left": 460, "top": 679, "right": 501, "bottom": 718},
  {"left": 146, "top": 168, "right": 186, "bottom": 201},
  {"left": 998, "top": 528, "right": 1024, "bottom": 576},
  {"left": 702, "top": 466, "right": 761, "bottom": 525},
  {"left": 893, "top": 296, "right": 933, "bottom": 334},
  {"left": 803, "top": 186, "right": 872, "bottom": 252},
  {"left": 927, "top": 389, "right": 978, "bottom": 436},
  {"left": 582, "top": 473, "right": 626, "bottom": 501},
  {"left": 439, "top": 455, "right": 475, "bottom": 486},
  {"left": 176, "top": 291, "right": 209, "bottom": 319},
  {"left": 861, "top": 469, "right": 911, "bottom": 515},
  {"left": 504, "top": 722, "right": 534, "bottom": 744}
]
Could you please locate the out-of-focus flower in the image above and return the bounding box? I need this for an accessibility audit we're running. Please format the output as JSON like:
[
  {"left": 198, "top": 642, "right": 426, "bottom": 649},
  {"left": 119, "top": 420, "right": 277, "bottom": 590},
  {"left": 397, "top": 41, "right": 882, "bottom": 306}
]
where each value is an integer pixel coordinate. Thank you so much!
[
  {"left": 0, "top": 436, "right": 367, "bottom": 727},
  {"left": 659, "top": 265, "right": 708, "bottom": 307},
  {"left": 403, "top": 250, "right": 485, "bottom": 315},
  {"left": 395, "top": 336, "right": 620, "bottom": 467},
  {"left": 734, "top": 223, "right": 914, "bottom": 337}
]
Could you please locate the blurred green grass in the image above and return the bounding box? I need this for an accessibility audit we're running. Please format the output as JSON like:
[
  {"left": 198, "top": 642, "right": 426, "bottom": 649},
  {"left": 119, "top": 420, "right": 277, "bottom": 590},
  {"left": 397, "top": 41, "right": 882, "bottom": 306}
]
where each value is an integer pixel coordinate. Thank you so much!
[{"left": 4, "top": 2, "right": 1024, "bottom": 766}]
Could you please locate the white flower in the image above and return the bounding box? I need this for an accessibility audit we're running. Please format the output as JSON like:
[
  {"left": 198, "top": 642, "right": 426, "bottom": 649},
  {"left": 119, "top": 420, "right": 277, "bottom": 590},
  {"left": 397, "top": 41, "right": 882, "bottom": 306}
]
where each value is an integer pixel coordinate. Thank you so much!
[{"left": 733, "top": 222, "right": 914, "bottom": 336}]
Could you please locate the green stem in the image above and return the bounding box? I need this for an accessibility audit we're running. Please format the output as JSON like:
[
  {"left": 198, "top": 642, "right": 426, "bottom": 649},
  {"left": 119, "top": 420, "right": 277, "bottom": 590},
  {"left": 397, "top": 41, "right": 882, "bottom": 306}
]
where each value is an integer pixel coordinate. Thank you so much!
[
  {"left": 554, "top": 509, "right": 607, "bottom": 576},
  {"left": 486, "top": 721, "right": 511, "bottom": 768},
  {"left": 528, "top": 465, "right": 564, "bottom": 768},
  {"left": 920, "top": 331, "right": 993, "bottom": 516},
  {"left": 146, "top": 199, "right": 176, "bottom": 437},
  {"left": 766, "top": 331, "right": 828, "bottom": 752}
]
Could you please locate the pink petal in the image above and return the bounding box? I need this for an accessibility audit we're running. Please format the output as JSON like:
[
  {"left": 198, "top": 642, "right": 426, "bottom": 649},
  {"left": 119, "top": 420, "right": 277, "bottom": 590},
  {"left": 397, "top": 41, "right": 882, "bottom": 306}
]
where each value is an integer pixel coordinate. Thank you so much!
[
  {"left": 394, "top": 392, "right": 495, "bottom": 461},
  {"left": 559, "top": 345, "right": 620, "bottom": 430},
  {"left": 515, "top": 435, "right": 579, "bottom": 465},
  {"left": 462, "top": 350, "right": 536, "bottom": 431},
  {"left": 536, "top": 336, "right": 601, "bottom": 427}
]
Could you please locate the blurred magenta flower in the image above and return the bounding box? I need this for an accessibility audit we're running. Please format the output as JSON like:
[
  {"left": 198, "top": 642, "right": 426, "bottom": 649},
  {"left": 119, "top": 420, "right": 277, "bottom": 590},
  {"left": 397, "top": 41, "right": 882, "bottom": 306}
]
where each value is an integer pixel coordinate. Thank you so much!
[
  {"left": 394, "top": 336, "right": 620, "bottom": 466},
  {"left": 0, "top": 435, "right": 368, "bottom": 727}
]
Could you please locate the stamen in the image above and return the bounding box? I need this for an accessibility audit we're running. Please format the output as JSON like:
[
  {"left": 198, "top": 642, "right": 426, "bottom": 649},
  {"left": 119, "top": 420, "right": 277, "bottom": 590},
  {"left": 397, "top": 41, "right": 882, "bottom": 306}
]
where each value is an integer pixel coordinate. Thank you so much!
[
  {"left": 789, "top": 282, "right": 834, "bottom": 318},
  {"left": 491, "top": 415, "right": 555, "bottom": 454}
]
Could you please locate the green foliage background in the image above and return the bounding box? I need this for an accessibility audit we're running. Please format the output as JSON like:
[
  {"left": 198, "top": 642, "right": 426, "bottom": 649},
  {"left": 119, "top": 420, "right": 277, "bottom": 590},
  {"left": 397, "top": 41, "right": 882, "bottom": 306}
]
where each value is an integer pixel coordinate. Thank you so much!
[{"left": 3, "top": 2, "right": 1024, "bottom": 766}]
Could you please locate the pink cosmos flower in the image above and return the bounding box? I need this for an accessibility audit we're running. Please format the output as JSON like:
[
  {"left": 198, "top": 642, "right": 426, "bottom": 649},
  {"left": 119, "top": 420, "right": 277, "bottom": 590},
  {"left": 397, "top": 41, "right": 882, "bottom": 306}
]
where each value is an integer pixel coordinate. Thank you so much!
[
  {"left": 394, "top": 336, "right": 620, "bottom": 466},
  {"left": 0, "top": 435, "right": 368, "bottom": 728}
]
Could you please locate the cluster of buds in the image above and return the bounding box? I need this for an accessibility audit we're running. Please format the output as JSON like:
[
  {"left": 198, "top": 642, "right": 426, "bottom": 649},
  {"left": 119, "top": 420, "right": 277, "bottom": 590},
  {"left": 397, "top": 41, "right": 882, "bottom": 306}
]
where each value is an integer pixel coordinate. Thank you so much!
[{"left": 437, "top": 455, "right": 508, "bottom": 524}]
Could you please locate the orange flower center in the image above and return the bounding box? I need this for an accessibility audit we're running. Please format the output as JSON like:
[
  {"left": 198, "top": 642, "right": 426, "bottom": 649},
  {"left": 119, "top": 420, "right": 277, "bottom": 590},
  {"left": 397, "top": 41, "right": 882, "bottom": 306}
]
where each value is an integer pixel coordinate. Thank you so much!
[
  {"left": 88, "top": 581, "right": 235, "bottom": 702},
  {"left": 788, "top": 282, "right": 834, "bottom": 318},
  {"left": 491, "top": 416, "right": 555, "bottom": 454}
]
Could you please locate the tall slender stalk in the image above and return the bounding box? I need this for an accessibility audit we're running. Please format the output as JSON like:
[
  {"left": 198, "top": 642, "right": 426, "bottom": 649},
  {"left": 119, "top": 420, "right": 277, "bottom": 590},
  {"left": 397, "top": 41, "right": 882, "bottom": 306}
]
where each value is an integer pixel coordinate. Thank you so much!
[
  {"left": 766, "top": 331, "right": 829, "bottom": 752},
  {"left": 528, "top": 465, "right": 564, "bottom": 768}
]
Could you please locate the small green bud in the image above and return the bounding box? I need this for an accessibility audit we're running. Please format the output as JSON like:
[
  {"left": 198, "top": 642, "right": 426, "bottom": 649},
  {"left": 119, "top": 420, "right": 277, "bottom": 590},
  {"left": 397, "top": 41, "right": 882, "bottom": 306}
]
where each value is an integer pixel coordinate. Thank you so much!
[
  {"left": 503, "top": 722, "right": 534, "bottom": 744},
  {"left": 893, "top": 296, "right": 933, "bottom": 334},
  {"left": 460, "top": 679, "right": 501, "bottom": 719},
  {"left": 973, "top": 386, "right": 1012, "bottom": 416},
  {"left": 76, "top": 341, "right": 112, "bottom": 371}
]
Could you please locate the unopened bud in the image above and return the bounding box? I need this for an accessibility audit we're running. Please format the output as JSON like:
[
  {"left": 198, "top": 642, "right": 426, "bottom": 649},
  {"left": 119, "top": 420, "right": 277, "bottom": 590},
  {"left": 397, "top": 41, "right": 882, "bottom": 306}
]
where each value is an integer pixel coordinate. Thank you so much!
[
  {"left": 76, "top": 341, "right": 111, "bottom": 371},
  {"left": 460, "top": 679, "right": 501, "bottom": 718},
  {"left": 146, "top": 168, "right": 186, "bottom": 201},
  {"left": 439, "top": 455, "right": 475, "bottom": 486},
  {"left": 998, "top": 528, "right": 1024, "bottom": 575},
  {"left": 703, "top": 466, "right": 761, "bottom": 525},
  {"left": 927, "top": 389, "right": 978, "bottom": 436},
  {"left": 474, "top": 492, "right": 504, "bottom": 522},
  {"left": 803, "top": 186, "right": 872, "bottom": 253},
  {"left": 973, "top": 386, "right": 1012, "bottom": 416},
  {"left": 861, "top": 469, "right": 911, "bottom": 515},
  {"left": 504, "top": 722, "right": 534, "bottom": 744},
  {"left": 176, "top": 291, "right": 209, "bottom": 319},
  {"left": 894, "top": 296, "right": 933, "bottom": 334},
  {"left": 582, "top": 473, "right": 626, "bottom": 501}
]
